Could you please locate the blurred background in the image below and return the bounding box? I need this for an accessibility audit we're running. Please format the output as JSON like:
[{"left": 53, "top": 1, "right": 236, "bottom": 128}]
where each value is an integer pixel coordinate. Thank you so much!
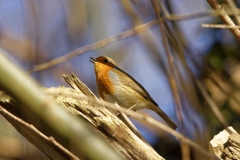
[{"left": 0, "top": 0, "right": 240, "bottom": 159}]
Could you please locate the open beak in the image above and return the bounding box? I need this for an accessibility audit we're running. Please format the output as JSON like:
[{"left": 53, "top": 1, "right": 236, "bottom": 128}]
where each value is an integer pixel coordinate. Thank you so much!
[{"left": 89, "top": 57, "right": 96, "bottom": 63}]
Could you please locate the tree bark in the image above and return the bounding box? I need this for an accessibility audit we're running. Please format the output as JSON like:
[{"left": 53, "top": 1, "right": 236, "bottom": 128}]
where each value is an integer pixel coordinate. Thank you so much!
[
  {"left": 209, "top": 126, "right": 240, "bottom": 160},
  {"left": 0, "top": 83, "right": 164, "bottom": 160}
]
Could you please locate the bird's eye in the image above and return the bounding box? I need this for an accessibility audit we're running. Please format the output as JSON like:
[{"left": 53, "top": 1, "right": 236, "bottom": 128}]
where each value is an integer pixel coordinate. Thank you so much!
[{"left": 103, "top": 59, "right": 108, "bottom": 63}]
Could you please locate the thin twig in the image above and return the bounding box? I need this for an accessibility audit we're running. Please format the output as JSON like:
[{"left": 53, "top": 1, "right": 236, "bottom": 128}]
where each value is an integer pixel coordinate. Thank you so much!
[
  {"left": 29, "top": 7, "right": 240, "bottom": 72},
  {"left": 29, "top": 20, "right": 159, "bottom": 72},
  {"left": 225, "top": 0, "right": 240, "bottom": 25},
  {"left": 165, "top": 8, "right": 240, "bottom": 21},
  {"left": 151, "top": 1, "right": 187, "bottom": 159},
  {"left": 202, "top": 23, "right": 240, "bottom": 28},
  {"left": 160, "top": 0, "right": 228, "bottom": 129},
  {"left": 195, "top": 80, "right": 228, "bottom": 128},
  {"left": 207, "top": 0, "right": 240, "bottom": 41},
  {"left": 0, "top": 105, "right": 80, "bottom": 160},
  {"left": 151, "top": 0, "right": 184, "bottom": 133}
]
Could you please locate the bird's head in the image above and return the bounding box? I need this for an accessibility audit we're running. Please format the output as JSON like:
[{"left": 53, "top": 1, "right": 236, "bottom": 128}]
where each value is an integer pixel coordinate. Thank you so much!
[{"left": 90, "top": 56, "right": 118, "bottom": 73}]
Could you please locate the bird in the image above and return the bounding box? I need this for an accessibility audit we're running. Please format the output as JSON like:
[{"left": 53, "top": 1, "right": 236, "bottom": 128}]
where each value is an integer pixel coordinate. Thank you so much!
[{"left": 90, "top": 56, "right": 177, "bottom": 130}]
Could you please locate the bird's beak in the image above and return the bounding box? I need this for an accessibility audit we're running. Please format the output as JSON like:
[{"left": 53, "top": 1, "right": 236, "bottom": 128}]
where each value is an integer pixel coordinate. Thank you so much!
[{"left": 89, "top": 57, "right": 96, "bottom": 63}]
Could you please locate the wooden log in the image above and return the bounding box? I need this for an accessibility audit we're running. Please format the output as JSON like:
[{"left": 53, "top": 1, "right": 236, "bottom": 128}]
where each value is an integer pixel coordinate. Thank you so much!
[{"left": 209, "top": 126, "right": 240, "bottom": 160}]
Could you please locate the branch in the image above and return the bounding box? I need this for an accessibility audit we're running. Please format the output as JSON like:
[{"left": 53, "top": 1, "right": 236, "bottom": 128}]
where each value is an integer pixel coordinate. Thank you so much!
[
  {"left": 0, "top": 105, "right": 78, "bottom": 160},
  {"left": 48, "top": 76, "right": 218, "bottom": 160},
  {"left": 206, "top": 0, "right": 240, "bottom": 41},
  {"left": 202, "top": 23, "right": 240, "bottom": 28},
  {"left": 0, "top": 86, "right": 164, "bottom": 160},
  {"left": 209, "top": 126, "right": 240, "bottom": 159},
  {"left": 42, "top": 88, "right": 218, "bottom": 160},
  {"left": 0, "top": 48, "right": 122, "bottom": 160},
  {"left": 225, "top": 0, "right": 240, "bottom": 25},
  {"left": 28, "top": 7, "right": 240, "bottom": 73},
  {"left": 195, "top": 80, "right": 228, "bottom": 128},
  {"left": 29, "top": 20, "right": 158, "bottom": 72}
]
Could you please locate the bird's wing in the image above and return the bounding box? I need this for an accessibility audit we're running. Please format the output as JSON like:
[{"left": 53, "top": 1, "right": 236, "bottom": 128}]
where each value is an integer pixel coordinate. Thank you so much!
[{"left": 111, "top": 66, "right": 158, "bottom": 106}]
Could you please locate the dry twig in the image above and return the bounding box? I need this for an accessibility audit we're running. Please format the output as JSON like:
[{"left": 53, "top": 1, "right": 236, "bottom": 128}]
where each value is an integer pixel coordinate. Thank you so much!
[
  {"left": 0, "top": 105, "right": 79, "bottom": 160},
  {"left": 207, "top": 0, "right": 240, "bottom": 41},
  {"left": 202, "top": 24, "right": 240, "bottom": 28},
  {"left": 29, "top": 7, "right": 240, "bottom": 72}
]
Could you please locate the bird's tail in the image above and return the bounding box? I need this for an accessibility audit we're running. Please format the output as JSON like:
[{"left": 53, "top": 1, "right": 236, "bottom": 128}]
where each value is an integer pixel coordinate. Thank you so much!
[{"left": 152, "top": 107, "right": 177, "bottom": 130}]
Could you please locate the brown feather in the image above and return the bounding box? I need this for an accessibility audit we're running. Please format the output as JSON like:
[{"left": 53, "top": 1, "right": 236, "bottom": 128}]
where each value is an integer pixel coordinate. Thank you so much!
[{"left": 112, "top": 66, "right": 158, "bottom": 106}]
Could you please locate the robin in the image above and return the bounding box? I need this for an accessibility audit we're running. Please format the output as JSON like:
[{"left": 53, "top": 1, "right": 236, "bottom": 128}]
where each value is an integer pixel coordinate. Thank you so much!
[{"left": 90, "top": 56, "right": 177, "bottom": 130}]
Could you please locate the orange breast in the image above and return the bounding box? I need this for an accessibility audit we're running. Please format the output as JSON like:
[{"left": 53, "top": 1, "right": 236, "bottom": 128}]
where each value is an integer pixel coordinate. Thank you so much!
[{"left": 94, "top": 63, "right": 115, "bottom": 99}]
